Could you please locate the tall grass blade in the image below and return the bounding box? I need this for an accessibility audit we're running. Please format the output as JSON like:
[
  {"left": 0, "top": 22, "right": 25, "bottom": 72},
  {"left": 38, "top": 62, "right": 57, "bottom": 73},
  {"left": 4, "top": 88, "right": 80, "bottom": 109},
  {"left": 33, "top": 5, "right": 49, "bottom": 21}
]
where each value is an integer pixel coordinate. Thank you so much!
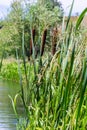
[
  {"left": 75, "top": 8, "right": 87, "bottom": 31},
  {"left": 16, "top": 49, "right": 28, "bottom": 116},
  {"left": 65, "top": 0, "right": 74, "bottom": 30},
  {"left": 30, "top": 26, "right": 37, "bottom": 75},
  {"left": 63, "top": 43, "right": 75, "bottom": 129},
  {"left": 22, "top": 26, "right": 29, "bottom": 89},
  {"left": 76, "top": 57, "right": 87, "bottom": 129}
]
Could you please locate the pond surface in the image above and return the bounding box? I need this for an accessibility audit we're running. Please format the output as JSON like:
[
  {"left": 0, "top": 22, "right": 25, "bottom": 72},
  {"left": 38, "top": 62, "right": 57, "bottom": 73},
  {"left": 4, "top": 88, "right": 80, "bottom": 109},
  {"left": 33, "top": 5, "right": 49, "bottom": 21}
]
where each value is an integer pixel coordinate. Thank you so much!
[{"left": 0, "top": 80, "right": 24, "bottom": 130}]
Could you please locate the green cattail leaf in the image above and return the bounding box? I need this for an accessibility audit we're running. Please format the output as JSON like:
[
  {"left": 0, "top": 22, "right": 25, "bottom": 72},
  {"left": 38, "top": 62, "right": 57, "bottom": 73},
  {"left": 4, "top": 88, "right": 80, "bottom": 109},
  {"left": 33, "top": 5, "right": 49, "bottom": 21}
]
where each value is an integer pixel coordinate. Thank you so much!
[
  {"left": 75, "top": 8, "right": 87, "bottom": 31},
  {"left": 65, "top": 0, "right": 74, "bottom": 30},
  {"left": 22, "top": 26, "right": 29, "bottom": 89},
  {"left": 64, "top": 43, "right": 75, "bottom": 102},
  {"left": 76, "top": 58, "right": 87, "bottom": 129}
]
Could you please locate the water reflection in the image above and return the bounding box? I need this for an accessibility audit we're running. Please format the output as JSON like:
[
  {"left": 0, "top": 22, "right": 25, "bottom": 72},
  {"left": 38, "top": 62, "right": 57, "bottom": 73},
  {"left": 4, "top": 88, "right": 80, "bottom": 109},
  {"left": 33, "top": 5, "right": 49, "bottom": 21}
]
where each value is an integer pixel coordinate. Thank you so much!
[{"left": 0, "top": 80, "right": 24, "bottom": 130}]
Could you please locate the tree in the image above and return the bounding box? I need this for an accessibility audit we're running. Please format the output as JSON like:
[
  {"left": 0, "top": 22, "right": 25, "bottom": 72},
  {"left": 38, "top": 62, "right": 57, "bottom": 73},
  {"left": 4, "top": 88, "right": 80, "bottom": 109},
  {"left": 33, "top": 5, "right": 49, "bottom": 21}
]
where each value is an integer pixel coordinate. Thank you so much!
[
  {"left": 0, "top": 0, "right": 64, "bottom": 58},
  {"left": 0, "top": 0, "right": 25, "bottom": 57}
]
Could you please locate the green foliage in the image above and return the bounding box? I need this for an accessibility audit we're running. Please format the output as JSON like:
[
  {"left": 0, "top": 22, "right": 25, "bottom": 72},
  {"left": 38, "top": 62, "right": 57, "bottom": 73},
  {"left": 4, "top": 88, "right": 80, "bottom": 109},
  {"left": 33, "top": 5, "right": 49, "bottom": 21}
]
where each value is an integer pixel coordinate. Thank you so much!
[
  {"left": 0, "top": 1, "right": 24, "bottom": 58},
  {"left": 0, "top": 62, "right": 20, "bottom": 81},
  {"left": 0, "top": 60, "right": 34, "bottom": 82},
  {"left": 27, "top": 0, "right": 63, "bottom": 34}
]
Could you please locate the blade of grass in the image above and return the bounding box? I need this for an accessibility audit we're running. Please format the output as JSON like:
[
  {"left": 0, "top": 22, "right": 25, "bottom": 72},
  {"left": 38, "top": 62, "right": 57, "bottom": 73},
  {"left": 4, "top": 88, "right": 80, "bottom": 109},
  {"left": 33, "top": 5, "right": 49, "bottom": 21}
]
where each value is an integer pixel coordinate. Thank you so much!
[
  {"left": 75, "top": 8, "right": 87, "bottom": 31},
  {"left": 22, "top": 26, "right": 29, "bottom": 89},
  {"left": 65, "top": 0, "right": 74, "bottom": 30},
  {"left": 76, "top": 57, "right": 87, "bottom": 129},
  {"left": 63, "top": 43, "right": 75, "bottom": 129},
  {"left": 30, "top": 24, "right": 37, "bottom": 75},
  {"left": 16, "top": 49, "right": 29, "bottom": 117}
]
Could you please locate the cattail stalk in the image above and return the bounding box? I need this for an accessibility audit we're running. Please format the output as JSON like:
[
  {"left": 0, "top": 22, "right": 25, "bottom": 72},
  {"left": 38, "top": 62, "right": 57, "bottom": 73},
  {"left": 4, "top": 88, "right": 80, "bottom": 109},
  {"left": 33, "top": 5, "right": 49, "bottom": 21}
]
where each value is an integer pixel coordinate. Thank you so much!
[
  {"left": 30, "top": 28, "right": 36, "bottom": 55},
  {"left": 52, "top": 27, "right": 58, "bottom": 55},
  {"left": 40, "top": 29, "right": 47, "bottom": 56}
]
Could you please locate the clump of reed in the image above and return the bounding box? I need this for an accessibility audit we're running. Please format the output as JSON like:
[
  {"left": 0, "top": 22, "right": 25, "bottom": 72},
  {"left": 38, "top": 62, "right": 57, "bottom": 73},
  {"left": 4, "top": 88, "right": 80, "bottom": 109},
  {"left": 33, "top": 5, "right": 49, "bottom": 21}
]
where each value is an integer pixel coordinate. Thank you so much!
[{"left": 9, "top": 1, "right": 87, "bottom": 129}]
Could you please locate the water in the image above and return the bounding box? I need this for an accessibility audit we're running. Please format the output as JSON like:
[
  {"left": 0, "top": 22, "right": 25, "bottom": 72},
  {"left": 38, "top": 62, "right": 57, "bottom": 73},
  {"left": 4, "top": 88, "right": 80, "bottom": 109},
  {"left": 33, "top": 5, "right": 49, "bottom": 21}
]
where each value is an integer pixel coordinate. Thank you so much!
[{"left": 0, "top": 80, "right": 24, "bottom": 130}]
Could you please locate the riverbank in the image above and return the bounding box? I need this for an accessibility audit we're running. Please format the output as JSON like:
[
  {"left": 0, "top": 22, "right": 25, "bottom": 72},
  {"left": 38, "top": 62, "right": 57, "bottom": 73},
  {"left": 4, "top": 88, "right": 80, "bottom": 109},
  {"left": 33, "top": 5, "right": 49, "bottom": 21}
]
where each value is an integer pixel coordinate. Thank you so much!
[
  {"left": 0, "top": 58, "right": 20, "bottom": 82},
  {"left": 0, "top": 57, "right": 24, "bottom": 82},
  {"left": 0, "top": 57, "right": 35, "bottom": 85}
]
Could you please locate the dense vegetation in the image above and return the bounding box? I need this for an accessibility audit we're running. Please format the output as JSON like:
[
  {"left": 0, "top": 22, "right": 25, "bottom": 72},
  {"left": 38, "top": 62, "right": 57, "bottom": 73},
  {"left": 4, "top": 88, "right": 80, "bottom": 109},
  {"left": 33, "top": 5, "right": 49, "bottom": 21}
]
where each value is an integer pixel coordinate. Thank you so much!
[{"left": 0, "top": 0, "right": 87, "bottom": 130}]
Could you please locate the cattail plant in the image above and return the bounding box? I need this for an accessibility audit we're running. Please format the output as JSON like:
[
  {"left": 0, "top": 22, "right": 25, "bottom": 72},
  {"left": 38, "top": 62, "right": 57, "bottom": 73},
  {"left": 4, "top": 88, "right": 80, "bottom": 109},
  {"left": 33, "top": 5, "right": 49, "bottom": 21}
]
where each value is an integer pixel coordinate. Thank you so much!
[{"left": 8, "top": 0, "right": 87, "bottom": 129}]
